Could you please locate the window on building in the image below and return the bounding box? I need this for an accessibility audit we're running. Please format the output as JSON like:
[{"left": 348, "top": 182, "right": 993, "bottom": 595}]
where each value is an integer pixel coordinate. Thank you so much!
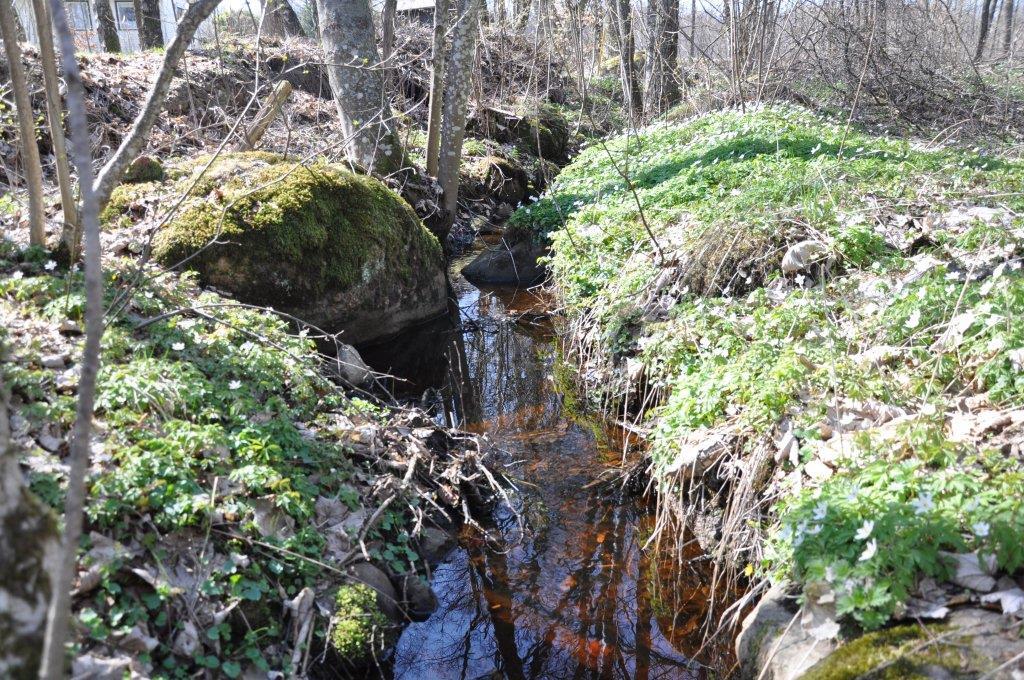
[
  {"left": 66, "top": 1, "right": 92, "bottom": 30},
  {"left": 115, "top": 1, "right": 138, "bottom": 30}
]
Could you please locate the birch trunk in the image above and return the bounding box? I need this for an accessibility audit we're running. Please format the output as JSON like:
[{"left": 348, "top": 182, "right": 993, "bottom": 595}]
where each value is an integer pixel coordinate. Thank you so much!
[
  {"left": 437, "top": 0, "right": 483, "bottom": 239},
  {"left": 30, "top": 0, "right": 78, "bottom": 240},
  {"left": 39, "top": 0, "right": 106, "bottom": 674},
  {"left": 426, "top": 0, "right": 451, "bottom": 175},
  {"left": 317, "top": 0, "right": 405, "bottom": 173},
  {"left": 0, "top": 0, "right": 46, "bottom": 247}
]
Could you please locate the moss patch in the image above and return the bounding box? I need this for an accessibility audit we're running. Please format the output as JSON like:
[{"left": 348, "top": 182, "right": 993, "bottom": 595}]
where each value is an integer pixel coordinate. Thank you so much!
[
  {"left": 803, "top": 625, "right": 979, "bottom": 679},
  {"left": 330, "top": 584, "right": 388, "bottom": 661}
]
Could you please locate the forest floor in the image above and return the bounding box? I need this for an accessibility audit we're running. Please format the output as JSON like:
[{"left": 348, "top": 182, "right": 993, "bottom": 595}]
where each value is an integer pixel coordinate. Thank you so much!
[{"left": 0, "top": 29, "right": 586, "bottom": 678}]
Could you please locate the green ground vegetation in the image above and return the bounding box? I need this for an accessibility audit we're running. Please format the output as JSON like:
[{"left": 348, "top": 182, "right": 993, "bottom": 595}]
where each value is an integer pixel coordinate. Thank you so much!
[
  {"left": 513, "top": 105, "right": 1024, "bottom": 631},
  {"left": 0, "top": 243, "right": 420, "bottom": 677}
]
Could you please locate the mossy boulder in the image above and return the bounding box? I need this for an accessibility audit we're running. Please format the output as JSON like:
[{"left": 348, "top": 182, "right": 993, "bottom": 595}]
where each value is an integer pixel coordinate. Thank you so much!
[
  {"left": 123, "top": 155, "right": 165, "bottom": 184},
  {"left": 152, "top": 153, "right": 447, "bottom": 345},
  {"left": 490, "top": 103, "right": 572, "bottom": 164},
  {"left": 466, "top": 155, "right": 530, "bottom": 206}
]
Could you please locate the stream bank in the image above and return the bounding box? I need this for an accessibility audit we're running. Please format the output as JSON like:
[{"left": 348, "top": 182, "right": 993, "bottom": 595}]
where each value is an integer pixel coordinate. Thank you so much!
[{"left": 358, "top": 242, "right": 733, "bottom": 678}]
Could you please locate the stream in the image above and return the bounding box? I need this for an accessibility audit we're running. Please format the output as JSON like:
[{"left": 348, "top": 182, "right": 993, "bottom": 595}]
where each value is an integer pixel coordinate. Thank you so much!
[{"left": 359, "top": 243, "right": 724, "bottom": 679}]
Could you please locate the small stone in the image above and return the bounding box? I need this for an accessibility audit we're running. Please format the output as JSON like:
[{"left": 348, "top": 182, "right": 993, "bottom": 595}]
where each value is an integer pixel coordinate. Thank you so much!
[
  {"left": 59, "top": 319, "right": 82, "bottom": 335},
  {"left": 418, "top": 527, "right": 455, "bottom": 562},
  {"left": 804, "top": 459, "right": 834, "bottom": 481},
  {"left": 37, "top": 433, "right": 63, "bottom": 452},
  {"left": 399, "top": 574, "right": 438, "bottom": 622},
  {"left": 350, "top": 561, "right": 400, "bottom": 622},
  {"left": 40, "top": 353, "right": 67, "bottom": 369}
]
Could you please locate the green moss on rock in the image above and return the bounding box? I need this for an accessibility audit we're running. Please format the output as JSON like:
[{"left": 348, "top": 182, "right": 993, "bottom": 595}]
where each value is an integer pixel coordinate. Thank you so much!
[
  {"left": 513, "top": 103, "right": 572, "bottom": 163},
  {"left": 151, "top": 153, "right": 447, "bottom": 344},
  {"left": 330, "top": 584, "right": 388, "bottom": 661},
  {"left": 803, "top": 625, "right": 977, "bottom": 680},
  {"left": 101, "top": 181, "right": 162, "bottom": 229}
]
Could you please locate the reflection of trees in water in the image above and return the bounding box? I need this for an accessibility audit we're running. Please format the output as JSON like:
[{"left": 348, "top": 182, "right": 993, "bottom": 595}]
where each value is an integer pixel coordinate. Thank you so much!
[
  {"left": 393, "top": 474, "right": 700, "bottom": 679},
  {"left": 457, "top": 292, "right": 555, "bottom": 431},
  {"left": 391, "top": 287, "right": 710, "bottom": 680}
]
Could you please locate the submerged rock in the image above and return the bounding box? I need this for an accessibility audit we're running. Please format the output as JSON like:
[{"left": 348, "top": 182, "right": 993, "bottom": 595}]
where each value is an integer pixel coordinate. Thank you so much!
[
  {"left": 461, "top": 239, "right": 547, "bottom": 286},
  {"left": 151, "top": 153, "right": 448, "bottom": 345}
]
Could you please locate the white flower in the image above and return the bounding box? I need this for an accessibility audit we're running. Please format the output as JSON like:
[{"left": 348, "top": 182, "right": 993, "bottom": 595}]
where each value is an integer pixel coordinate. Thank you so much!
[
  {"left": 905, "top": 309, "right": 921, "bottom": 329},
  {"left": 171, "top": 342, "right": 185, "bottom": 351},
  {"left": 44, "top": 260, "right": 57, "bottom": 271},
  {"left": 813, "top": 502, "right": 828, "bottom": 521},
  {"left": 911, "top": 493, "right": 934, "bottom": 515},
  {"left": 807, "top": 523, "right": 823, "bottom": 535},
  {"left": 855, "top": 520, "right": 874, "bottom": 540},
  {"left": 859, "top": 538, "right": 878, "bottom": 561},
  {"left": 973, "top": 522, "right": 990, "bottom": 538},
  {"left": 11, "top": 270, "right": 23, "bottom": 280},
  {"left": 228, "top": 380, "right": 242, "bottom": 390}
]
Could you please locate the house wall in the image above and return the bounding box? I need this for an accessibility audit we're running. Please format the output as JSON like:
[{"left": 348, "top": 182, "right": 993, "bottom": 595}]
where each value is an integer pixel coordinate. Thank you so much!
[{"left": 11, "top": 0, "right": 218, "bottom": 53}]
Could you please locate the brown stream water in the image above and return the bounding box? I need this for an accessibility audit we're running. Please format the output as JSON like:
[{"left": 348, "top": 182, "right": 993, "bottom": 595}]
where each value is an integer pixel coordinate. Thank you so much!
[{"left": 359, "top": 247, "right": 725, "bottom": 680}]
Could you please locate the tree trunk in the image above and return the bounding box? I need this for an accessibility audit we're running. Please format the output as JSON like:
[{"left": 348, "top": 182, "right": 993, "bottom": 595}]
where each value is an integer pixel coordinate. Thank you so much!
[
  {"left": 135, "top": 0, "right": 164, "bottom": 49},
  {"left": 93, "top": 0, "right": 121, "bottom": 51},
  {"left": 689, "top": 0, "right": 696, "bottom": 58},
  {"left": 30, "top": 0, "right": 78, "bottom": 241},
  {"left": 317, "top": 0, "right": 404, "bottom": 173},
  {"left": 381, "top": 0, "right": 397, "bottom": 59},
  {"left": 425, "top": 0, "right": 450, "bottom": 176},
  {"left": 977, "top": 0, "right": 996, "bottom": 60},
  {"left": 1003, "top": 0, "right": 1015, "bottom": 53},
  {"left": 644, "top": 0, "right": 679, "bottom": 118},
  {"left": 263, "top": 0, "right": 305, "bottom": 36},
  {"left": 514, "top": 0, "right": 529, "bottom": 27},
  {"left": 39, "top": 0, "right": 106, "bottom": 675},
  {"left": 615, "top": 0, "right": 642, "bottom": 119},
  {"left": 437, "top": 0, "right": 483, "bottom": 240},
  {"left": 0, "top": 372, "right": 60, "bottom": 679},
  {"left": 0, "top": 0, "right": 46, "bottom": 247}
]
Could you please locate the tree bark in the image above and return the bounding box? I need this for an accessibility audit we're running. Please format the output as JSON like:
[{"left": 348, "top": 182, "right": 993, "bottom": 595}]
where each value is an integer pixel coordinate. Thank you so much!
[
  {"left": 976, "top": 0, "right": 997, "bottom": 60},
  {"left": 644, "top": 0, "right": 679, "bottom": 118},
  {"left": 93, "top": 0, "right": 121, "bottom": 51},
  {"left": 0, "top": 372, "right": 60, "bottom": 679},
  {"left": 30, "top": 0, "right": 78, "bottom": 238},
  {"left": 317, "top": 0, "right": 404, "bottom": 173},
  {"left": 426, "top": 0, "right": 451, "bottom": 176},
  {"left": 1003, "top": 0, "right": 1015, "bottom": 54},
  {"left": 39, "top": 0, "right": 106, "bottom": 675},
  {"left": 263, "top": 0, "right": 305, "bottom": 36},
  {"left": 689, "top": 0, "right": 696, "bottom": 58},
  {"left": 381, "top": 0, "right": 397, "bottom": 58},
  {"left": 0, "top": 0, "right": 46, "bottom": 247},
  {"left": 437, "top": 0, "right": 483, "bottom": 239},
  {"left": 614, "top": 0, "right": 642, "bottom": 119},
  {"left": 135, "top": 0, "right": 164, "bottom": 49}
]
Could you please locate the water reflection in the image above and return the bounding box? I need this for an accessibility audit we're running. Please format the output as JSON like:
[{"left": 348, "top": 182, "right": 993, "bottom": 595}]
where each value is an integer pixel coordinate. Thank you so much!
[{"left": 362, "top": 266, "right": 722, "bottom": 679}]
